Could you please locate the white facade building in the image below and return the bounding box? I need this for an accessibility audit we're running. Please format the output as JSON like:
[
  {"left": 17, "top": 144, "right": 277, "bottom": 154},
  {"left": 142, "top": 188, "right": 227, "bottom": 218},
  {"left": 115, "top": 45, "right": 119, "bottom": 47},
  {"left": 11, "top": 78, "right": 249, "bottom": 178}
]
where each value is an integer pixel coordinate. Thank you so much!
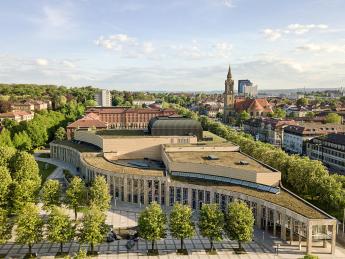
[{"left": 95, "top": 89, "right": 112, "bottom": 107}]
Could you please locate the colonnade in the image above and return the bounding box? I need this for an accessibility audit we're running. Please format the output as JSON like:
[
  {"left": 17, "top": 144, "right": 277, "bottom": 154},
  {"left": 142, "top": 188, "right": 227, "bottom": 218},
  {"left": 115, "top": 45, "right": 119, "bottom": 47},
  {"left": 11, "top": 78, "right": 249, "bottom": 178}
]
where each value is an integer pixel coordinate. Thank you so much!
[{"left": 50, "top": 142, "right": 337, "bottom": 254}]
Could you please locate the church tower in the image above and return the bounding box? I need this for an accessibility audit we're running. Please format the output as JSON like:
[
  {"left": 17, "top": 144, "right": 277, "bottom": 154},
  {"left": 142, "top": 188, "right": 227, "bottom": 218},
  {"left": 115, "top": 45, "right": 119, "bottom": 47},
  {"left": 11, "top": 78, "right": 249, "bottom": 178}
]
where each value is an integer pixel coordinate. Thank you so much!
[{"left": 223, "top": 65, "right": 235, "bottom": 123}]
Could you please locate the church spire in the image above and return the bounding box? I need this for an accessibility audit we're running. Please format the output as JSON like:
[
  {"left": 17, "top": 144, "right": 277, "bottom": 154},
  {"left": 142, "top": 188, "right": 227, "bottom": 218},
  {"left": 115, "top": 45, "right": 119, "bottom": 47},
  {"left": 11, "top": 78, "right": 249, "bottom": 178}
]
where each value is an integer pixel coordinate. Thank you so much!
[{"left": 227, "top": 64, "right": 232, "bottom": 79}]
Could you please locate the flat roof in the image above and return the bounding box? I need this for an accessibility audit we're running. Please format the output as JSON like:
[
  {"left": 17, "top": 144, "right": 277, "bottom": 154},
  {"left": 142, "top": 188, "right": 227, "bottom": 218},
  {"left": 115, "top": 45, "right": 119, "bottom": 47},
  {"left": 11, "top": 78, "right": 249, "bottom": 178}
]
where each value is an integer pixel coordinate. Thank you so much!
[
  {"left": 167, "top": 151, "right": 276, "bottom": 174},
  {"left": 83, "top": 156, "right": 164, "bottom": 177},
  {"left": 172, "top": 177, "right": 326, "bottom": 219},
  {"left": 52, "top": 140, "right": 101, "bottom": 153}
]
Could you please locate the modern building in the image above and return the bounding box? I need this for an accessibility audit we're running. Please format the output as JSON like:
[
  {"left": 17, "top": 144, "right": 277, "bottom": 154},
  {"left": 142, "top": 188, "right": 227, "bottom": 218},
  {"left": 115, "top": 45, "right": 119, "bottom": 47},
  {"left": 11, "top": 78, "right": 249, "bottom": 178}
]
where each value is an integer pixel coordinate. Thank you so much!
[
  {"left": 50, "top": 125, "right": 337, "bottom": 255},
  {"left": 234, "top": 97, "right": 273, "bottom": 117},
  {"left": 148, "top": 116, "right": 203, "bottom": 140},
  {"left": 0, "top": 110, "right": 35, "bottom": 122},
  {"left": 223, "top": 65, "right": 235, "bottom": 123},
  {"left": 306, "top": 133, "right": 345, "bottom": 173},
  {"left": 243, "top": 118, "right": 296, "bottom": 146},
  {"left": 283, "top": 123, "right": 345, "bottom": 154},
  {"left": 85, "top": 107, "right": 176, "bottom": 129},
  {"left": 238, "top": 79, "right": 252, "bottom": 94},
  {"left": 238, "top": 79, "right": 258, "bottom": 97},
  {"left": 94, "top": 89, "right": 112, "bottom": 107}
]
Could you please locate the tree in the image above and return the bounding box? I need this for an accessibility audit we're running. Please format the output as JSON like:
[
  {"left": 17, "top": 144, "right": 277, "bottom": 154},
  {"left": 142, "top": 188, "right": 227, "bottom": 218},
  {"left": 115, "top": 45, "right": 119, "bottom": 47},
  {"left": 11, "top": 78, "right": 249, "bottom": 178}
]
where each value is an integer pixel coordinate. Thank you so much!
[
  {"left": 224, "top": 201, "right": 254, "bottom": 250},
  {"left": 79, "top": 204, "right": 107, "bottom": 255},
  {"left": 0, "top": 166, "right": 12, "bottom": 208},
  {"left": 296, "top": 97, "right": 308, "bottom": 106},
  {"left": 198, "top": 203, "right": 224, "bottom": 252},
  {"left": 11, "top": 179, "right": 41, "bottom": 212},
  {"left": 66, "top": 177, "right": 86, "bottom": 220},
  {"left": 41, "top": 179, "right": 61, "bottom": 210},
  {"left": 85, "top": 99, "right": 97, "bottom": 107},
  {"left": 169, "top": 203, "right": 195, "bottom": 252},
  {"left": 57, "top": 95, "right": 67, "bottom": 107},
  {"left": 0, "top": 208, "right": 12, "bottom": 244},
  {"left": 89, "top": 176, "right": 111, "bottom": 211},
  {"left": 26, "top": 121, "right": 48, "bottom": 148},
  {"left": 306, "top": 111, "right": 315, "bottom": 118},
  {"left": 325, "top": 113, "right": 342, "bottom": 124},
  {"left": 0, "top": 146, "right": 16, "bottom": 168},
  {"left": 0, "top": 100, "right": 11, "bottom": 113},
  {"left": 0, "top": 128, "right": 13, "bottom": 147},
  {"left": 13, "top": 131, "right": 32, "bottom": 151},
  {"left": 9, "top": 151, "right": 41, "bottom": 185},
  {"left": 237, "top": 111, "right": 250, "bottom": 126},
  {"left": 274, "top": 108, "right": 286, "bottom": 118},
  {"left": 74, "top": 249, "right": 89, "bottom": 259},
  {"left": 138, "top": 202, "right": 166, "bottom": 252},
  {"left": 54, "top": 127, "right": 67, "bottom": 141},
  {"left": 47, "top": 207, "right": 75, "bottom": 254},
  {"left": 16, "top": 203, "right": 43, "bottom": 255}
]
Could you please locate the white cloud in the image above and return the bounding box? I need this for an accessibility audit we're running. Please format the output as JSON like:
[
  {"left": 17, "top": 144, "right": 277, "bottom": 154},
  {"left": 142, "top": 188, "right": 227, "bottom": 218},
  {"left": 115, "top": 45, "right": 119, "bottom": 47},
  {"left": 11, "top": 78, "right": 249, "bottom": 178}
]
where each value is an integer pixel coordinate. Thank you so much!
[
  {"left": 296, "top": 43, "right": 345, "bottom": 53},
  {"left": 211, "top": 42, "right": 233, "bottom": 58},
  {"left": 263, "top": 29, "right": 282, "bottom": 41},
  {"left": 95, "top": 34, "right": 155, "bottom": 58},
  {"left": 263, "top": 24, "right": 329, "bottom": 41},
  {"left": 62, "top": 60, "right": 76, "bottom": 68},
  {"left": 287, "top": 24, "right": 328, "bottom": 34},
  {"left": 36, "top": 58, "right": 48, "bottom": 66}
]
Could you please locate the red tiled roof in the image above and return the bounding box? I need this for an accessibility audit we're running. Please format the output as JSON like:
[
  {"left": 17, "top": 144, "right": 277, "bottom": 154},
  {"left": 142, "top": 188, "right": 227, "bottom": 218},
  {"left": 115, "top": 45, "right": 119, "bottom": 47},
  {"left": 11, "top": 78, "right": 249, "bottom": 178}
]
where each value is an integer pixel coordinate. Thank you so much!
[
  {"left": 0, "top": 110, "right": 33, "bottom": 117},
  {"left": 234, "top": 98, "right": 273, "bottom": 113},
  {"left": 86, "top": 107, "right": 176, "bottom": 115},
  {"left": 67, "top": 117, "right": 107, "bottom": 129}
]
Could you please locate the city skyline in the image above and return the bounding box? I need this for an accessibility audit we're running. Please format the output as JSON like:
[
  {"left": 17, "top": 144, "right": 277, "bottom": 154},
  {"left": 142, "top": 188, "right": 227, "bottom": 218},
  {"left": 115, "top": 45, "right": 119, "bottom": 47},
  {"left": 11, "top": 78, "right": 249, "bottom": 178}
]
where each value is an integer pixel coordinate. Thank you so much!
[{"left": 1, "top": 0, "right": 345, "bottom": 91}]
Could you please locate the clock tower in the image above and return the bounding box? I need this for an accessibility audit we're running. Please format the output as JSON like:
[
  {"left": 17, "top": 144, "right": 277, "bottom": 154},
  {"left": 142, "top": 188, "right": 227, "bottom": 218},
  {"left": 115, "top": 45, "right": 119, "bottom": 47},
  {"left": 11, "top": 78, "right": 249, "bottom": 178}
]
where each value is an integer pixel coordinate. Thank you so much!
[{"left": 223, "top": 65, "right": 235, "bottom": 123}]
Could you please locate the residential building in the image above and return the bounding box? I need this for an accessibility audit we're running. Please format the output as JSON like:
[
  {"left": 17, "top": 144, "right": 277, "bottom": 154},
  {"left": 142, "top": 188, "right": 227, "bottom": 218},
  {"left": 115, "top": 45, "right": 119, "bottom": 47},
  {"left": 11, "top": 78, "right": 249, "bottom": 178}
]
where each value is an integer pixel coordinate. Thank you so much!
[
  {"left": 32, "top": 100, "right": 48, "bottom": 111},
  {"left": 282, "top": 123, "right": 345, "bottom": 154},
  {"left": 11, "top": 100, "right": 49, "bottom": 112},
  {"left": 0, "top": 110, "right": 34, "bottom": 122},
  {"left": 243, "top": 118, "right": 296, "bottom": 146},
  {"left": 285, "top": 105, "right": 310, "bottom": 117},
  {"left": 11, "top": 101, "right": 34, "bottom": 112},
  {"left": 94, "top": 89, "right": 112, "bottom": 107},
  {"left": 51, "top": 123, "right": 337, "bottom": 255},
  {"left": 132, "top": 100, "right": 156, "bottom": 107},
  {"left": 234, "top": 97, "right": 273, "bottom": 117},
  {"left": 306, "top": 133, "right": 345, "bottom": 173}
]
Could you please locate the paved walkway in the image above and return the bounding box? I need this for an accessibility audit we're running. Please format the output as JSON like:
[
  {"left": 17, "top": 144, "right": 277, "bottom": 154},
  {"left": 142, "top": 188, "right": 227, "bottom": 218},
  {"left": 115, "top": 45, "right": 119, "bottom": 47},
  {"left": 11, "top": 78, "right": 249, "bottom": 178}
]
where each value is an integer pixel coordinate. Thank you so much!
[{"left": 34, "top": 151, "right": 79, "bottom": 177}]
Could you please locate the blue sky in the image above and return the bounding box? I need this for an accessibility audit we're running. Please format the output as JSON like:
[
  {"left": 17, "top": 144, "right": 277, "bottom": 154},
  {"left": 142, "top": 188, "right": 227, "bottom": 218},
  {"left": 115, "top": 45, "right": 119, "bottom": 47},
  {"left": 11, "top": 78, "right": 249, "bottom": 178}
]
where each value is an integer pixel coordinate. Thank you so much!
[{"left": 0, "top": 0, "right": 345, "bottom": 91}]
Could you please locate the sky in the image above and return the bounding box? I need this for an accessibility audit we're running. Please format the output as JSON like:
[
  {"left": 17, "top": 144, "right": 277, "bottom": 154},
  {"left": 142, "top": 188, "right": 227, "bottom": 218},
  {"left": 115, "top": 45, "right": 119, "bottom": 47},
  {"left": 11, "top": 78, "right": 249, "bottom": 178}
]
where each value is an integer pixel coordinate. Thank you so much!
[{"left": 0, "top": 0, "right": 345, "bottom": 91}]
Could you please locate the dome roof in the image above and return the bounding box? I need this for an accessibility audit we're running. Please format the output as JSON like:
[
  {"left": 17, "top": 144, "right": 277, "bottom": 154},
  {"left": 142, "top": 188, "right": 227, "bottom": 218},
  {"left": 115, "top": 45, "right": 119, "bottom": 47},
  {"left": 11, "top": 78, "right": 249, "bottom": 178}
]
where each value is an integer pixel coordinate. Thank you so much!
[{"left": 148, "top": 116, "right": 203, "bottom": 139}]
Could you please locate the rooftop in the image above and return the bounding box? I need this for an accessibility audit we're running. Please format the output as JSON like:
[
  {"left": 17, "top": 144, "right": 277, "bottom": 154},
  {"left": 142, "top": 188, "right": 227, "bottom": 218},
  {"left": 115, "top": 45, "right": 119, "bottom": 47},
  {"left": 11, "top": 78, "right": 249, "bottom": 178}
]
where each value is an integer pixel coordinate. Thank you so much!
[
  {"left": 83, "top": 156, "right": 164, "bottom": 177},
  {"left": 52, "top": 140, "right": 101, "bottom": 153},
  {"left": 172, "top": 176, "right": 326, "bottom": 219},
  {"left": 166, "top": 151, "right": 275, "bottom": 174}
]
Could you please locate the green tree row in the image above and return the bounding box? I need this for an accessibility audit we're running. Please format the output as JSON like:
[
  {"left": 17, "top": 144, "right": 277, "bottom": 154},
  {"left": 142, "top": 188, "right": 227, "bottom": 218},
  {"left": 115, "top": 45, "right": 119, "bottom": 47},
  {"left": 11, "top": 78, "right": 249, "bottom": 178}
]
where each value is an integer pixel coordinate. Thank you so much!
[
  {"left": 138, "top": 202, "right": 254, "bottom": 255},
  {"left": 0, "top": 174, "right": 111, "bottom": 256},
  {"left": 173, "top": 105, "right": 345, "bottom": 218}
]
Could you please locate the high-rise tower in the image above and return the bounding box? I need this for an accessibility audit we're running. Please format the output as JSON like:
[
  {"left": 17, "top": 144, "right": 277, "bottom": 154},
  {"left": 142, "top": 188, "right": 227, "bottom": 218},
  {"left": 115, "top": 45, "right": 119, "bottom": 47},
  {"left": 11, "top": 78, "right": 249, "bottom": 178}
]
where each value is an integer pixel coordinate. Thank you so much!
[{"left": 223, "top": 65, "right": 235, "bottom": 123}]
